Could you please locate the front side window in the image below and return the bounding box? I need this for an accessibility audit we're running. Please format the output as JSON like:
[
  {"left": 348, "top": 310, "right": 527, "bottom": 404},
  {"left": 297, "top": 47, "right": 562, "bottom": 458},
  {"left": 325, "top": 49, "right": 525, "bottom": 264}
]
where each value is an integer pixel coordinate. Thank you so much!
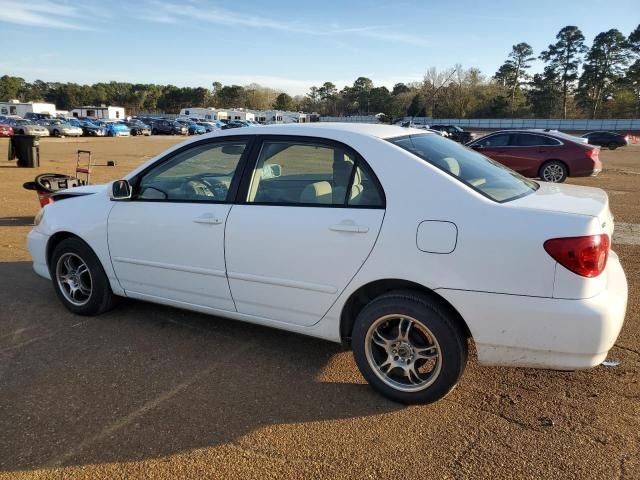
[
  {"left": 475, "top": 133, "right": 512, "bottom": 147},
  {"left": 246, "top": 140, "right": 384, "bottom": 207},
  {"left": 136, "top": 141, "right": 248, "bottom": 202},
  {"left": 389, "top": 133, "right": 538, "bottom": 203}
]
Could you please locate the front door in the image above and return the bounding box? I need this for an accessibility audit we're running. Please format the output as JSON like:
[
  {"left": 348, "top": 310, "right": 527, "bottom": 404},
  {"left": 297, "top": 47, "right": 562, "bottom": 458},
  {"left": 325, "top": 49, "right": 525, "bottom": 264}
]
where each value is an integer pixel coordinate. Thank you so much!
[
  {"left": 474, "top": 133, "right": 517, "bottom": 170},
  {"left": 108, "top": 138, "right": 250, "bottom": 311},
  {"left": 225, "top": 137, "right": 386, "bottom": 326}
]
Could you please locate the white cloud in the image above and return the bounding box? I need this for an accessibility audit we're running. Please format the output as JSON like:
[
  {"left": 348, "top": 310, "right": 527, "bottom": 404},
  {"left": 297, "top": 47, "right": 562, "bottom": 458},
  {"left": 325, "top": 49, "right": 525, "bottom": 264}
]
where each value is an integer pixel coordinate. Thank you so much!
[
  {"left": 142, "top": 1, "right": 431, "bottom": 47},
  {"left": 0, "top": 0, "right": 95, "bottom": 30}
]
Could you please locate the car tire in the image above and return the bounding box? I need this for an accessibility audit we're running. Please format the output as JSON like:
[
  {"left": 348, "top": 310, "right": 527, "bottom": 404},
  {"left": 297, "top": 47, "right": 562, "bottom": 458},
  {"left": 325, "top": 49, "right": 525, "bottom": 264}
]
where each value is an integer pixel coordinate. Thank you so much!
[
  {"left": 131, "top": 129, "right": 137, "bottom": 136},
  {"left": 53, "top": 129, "right": 60, "bottom": 137},
  {"left": 539, "top": 160, "right": 568, "bottom": 183},
  {"left": 19, "top": 129, "right": 25, "bottom": 135},
  {"left": 50, "top": 237, "right": 116, "bottom": 316},
  {"left": 152, "top": 128, "right": 158, "bottom": 135},
  {"left": 608, "top": 142, "right": 618, "bottom": 150},
  {"left": 352, "top": 291, "right": 467, "bottom": 404}
]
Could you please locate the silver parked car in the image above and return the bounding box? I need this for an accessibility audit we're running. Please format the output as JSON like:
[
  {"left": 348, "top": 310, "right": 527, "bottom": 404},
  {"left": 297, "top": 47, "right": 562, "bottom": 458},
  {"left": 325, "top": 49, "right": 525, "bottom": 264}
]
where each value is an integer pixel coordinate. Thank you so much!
[
  {"left": 37, "top": 119, "right": 83, "bottom": 137},
  {"left": 8, "top": 119, "right": 50, "bottom": 136}
]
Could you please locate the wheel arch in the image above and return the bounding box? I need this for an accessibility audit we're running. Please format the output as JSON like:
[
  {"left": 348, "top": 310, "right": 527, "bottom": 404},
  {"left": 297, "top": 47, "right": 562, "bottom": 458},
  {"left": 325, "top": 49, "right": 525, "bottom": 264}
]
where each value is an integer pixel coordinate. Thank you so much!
[
  {"left": 339, "top": 279, "right": 472, "bottom": 346},
  {"left": 46, "top": 231, "right": 102, "bottom": 271}
]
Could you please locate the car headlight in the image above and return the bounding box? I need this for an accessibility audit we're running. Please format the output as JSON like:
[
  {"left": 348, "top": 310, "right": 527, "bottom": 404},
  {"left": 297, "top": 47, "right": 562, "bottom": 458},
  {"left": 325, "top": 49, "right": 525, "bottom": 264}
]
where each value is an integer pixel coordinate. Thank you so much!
[{"left": 34, "top": 208, "right": 45, "bottom": 226}]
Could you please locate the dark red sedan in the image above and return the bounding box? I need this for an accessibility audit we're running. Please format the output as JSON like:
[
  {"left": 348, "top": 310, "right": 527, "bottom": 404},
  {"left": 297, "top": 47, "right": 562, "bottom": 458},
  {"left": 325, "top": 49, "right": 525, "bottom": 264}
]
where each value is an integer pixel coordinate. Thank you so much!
[
  {"left": 466, "top": 130, "right": 600, "bottom": 183},
  {"left": 0, "top": 124, "right": 13, "bottom": 137}
]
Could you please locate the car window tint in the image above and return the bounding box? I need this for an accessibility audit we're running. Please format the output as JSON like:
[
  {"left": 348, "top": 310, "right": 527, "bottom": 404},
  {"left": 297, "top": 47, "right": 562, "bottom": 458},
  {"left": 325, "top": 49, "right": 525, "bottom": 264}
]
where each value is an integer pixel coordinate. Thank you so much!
[
  {"left": 348, "top": 163, "right": 384, "bottom": 207},
  {"left": 247, "top": 142, "right": 353, "bottom": 205},
  {"left": 137, "top": 141, "right": 247, "bottom": 202},
  {"left": 477, "top": 133, "right": 511, "bottom": 147},
  {"left": 247, "top": 141, "right": 376, "bottom": 206},
  {"left": 389, "top": 133, "right": 537, "bottom": 203},
  {"left": 539, "top": 135, "right": 561, "bottom": 146},
  {"left": 516, "top": 134, "right": 557, "bottom": 146}
]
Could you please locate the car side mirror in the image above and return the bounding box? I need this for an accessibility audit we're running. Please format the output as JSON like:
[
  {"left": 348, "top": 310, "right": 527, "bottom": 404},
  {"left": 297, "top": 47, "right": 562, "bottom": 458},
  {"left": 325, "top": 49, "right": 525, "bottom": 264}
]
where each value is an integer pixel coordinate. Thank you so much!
[
  {"left": 111, "top": 179, "right": 132, "bottom": 200},
  {"left": 262, "top": 163, "right": 282, "bottom": 179}
]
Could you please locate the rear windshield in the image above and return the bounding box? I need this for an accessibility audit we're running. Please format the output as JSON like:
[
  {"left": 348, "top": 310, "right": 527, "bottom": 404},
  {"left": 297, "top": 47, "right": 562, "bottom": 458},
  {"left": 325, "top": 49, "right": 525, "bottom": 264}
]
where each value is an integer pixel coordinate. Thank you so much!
[{"left": 389, "top": 133, "right": 538, "bottom": 202}]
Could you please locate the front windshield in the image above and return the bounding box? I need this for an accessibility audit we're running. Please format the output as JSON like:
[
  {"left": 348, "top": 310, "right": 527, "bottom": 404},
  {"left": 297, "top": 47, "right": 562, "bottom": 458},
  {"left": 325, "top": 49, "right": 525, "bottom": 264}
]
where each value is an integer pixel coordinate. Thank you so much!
[{"left": 389, "top": 133, "right": 538, "bottom": 203}]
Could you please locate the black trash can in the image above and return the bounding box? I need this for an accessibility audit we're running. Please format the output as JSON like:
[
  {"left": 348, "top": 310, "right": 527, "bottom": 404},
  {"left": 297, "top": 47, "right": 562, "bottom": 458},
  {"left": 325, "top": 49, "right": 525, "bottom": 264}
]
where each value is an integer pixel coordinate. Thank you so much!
[{"left": 10, "top": 135, "right": 40, "bottom": 168}]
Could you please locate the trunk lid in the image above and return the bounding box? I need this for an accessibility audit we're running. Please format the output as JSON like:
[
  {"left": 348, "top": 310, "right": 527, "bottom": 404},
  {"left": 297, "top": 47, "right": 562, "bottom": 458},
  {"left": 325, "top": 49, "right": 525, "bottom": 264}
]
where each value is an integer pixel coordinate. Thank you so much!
[{"left": 509, "top": 182, "right": 613, "bottom": 236}]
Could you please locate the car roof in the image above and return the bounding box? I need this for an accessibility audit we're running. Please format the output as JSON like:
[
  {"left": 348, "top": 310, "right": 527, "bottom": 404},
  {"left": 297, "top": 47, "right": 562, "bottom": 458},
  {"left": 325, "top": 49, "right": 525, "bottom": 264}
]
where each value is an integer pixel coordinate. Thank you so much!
[{"left": 207, "top": 122, "right": 431, "bottom": 140}]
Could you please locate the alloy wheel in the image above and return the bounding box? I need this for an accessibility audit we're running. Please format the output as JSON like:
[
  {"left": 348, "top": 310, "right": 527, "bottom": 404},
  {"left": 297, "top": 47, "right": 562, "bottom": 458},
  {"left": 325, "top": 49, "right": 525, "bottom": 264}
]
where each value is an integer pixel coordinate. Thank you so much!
[
  {"left": 364, "top": 314, "right": 442, "bottom": 392},
  {"left": 542, "top": 164, "right": 565, "bottom": 182},
  {"left": 55, "top": 252, "right": 93, "bottom": 306}
]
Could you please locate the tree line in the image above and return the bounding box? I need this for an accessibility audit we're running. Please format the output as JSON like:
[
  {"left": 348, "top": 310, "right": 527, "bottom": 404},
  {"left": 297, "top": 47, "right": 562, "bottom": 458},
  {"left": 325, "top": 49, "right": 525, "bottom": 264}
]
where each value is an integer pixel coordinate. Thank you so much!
[{"left": 1, "top": 23, "right": 638, "bottom": 120}]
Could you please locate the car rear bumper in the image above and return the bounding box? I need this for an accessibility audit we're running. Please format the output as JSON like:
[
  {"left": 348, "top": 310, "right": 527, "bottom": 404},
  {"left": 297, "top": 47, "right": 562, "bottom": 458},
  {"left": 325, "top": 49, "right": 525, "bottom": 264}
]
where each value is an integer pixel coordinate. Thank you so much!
[
  {"left": 27, "top": 228, "right": 51, "bottom": 280},
  {"left": 437, "top": 251, "right": 627, "bottom": 370}
]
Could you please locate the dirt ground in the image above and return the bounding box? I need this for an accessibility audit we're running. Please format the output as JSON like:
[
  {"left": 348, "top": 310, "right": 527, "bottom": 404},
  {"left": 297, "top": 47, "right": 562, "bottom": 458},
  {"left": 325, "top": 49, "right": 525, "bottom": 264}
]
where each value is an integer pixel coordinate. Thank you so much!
[{"left": 0, "top": 135, "right": 638, "bottom": 479}]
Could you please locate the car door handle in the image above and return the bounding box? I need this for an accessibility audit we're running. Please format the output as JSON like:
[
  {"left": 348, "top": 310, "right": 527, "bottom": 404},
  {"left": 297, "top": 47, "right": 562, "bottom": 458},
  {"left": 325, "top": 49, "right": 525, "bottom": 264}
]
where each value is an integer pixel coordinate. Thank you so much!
[
  {"left": 193, "top": 215, "right": 223, "bottom": 225},
  {"left": 330, "top": 224, "right": 369, "bottom": 233}
]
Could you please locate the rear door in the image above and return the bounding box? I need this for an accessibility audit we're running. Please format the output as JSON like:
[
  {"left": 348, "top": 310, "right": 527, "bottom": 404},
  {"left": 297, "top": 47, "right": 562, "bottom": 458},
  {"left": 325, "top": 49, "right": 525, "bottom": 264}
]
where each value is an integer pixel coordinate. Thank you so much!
[
  {"left": 224, "top": 136, "right": 386, "bottom": 327},
  {"left": 510, "top": 133, "right": 562, "bottom": 176}
]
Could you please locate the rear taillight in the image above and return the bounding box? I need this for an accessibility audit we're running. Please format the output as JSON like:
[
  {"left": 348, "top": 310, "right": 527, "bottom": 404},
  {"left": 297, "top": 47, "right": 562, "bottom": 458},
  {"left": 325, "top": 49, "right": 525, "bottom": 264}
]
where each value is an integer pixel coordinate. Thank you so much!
[
  {"left": 586, "top": 148, "right": 599, "bottom": 161},
  {"left": 544, "top": 234, "right": 609, "bottom": 278}
]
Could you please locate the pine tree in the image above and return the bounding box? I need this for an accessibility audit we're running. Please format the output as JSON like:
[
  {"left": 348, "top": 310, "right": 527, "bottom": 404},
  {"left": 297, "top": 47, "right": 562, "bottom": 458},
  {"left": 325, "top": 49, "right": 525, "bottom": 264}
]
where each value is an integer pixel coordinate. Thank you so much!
[{"left": 540, "top": 26, "right": 587, "bottom": 119}]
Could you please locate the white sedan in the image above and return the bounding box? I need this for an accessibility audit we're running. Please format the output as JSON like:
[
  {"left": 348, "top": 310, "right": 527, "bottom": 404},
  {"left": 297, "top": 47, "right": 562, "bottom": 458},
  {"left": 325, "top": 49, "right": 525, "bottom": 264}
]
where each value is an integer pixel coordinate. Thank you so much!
[{"left": 27, "top": 124, "right": 628, "bottom": 404}]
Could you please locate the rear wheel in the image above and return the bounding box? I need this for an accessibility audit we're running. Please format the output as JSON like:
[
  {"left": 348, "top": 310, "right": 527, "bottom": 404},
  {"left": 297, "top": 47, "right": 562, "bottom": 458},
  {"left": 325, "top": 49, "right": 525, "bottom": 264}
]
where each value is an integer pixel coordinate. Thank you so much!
[
  {"left": 131, "top": 129, "right": 138, "bottom": 136},
  {"left": 608, "top": 142, "right": 618, "bottom": 150},
  {"left": 50, "top": 238, "right": 116, "bottom": 316},
  {"left": 539, "top": 160, "right": 568, "bottom": 183},
  {"left": 53, "top": 129, "right": 60, "bottom": 137},
  {"left": 352, "top": 291, "right": 467, "bottom": 404}
]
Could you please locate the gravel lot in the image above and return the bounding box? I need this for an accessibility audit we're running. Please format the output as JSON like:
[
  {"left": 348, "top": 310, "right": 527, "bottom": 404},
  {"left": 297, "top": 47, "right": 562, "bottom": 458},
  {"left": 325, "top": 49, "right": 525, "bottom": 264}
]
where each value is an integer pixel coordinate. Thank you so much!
[{"left": 0, "top": 135, "right": 638, "bottom": 479}]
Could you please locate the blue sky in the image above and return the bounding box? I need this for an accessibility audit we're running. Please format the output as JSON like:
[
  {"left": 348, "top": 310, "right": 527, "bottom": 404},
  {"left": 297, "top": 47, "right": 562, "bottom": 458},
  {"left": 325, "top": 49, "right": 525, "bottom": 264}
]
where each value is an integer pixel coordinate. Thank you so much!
[{"left": 0, "top": 0, "right": 638, "bottom": 95}]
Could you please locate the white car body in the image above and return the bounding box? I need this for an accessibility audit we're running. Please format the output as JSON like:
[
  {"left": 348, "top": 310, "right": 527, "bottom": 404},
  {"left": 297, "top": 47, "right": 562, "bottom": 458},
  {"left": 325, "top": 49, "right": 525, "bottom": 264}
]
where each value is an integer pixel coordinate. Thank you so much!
[{"left": 27, "top": 124, "right": 627, "bottom": 374}]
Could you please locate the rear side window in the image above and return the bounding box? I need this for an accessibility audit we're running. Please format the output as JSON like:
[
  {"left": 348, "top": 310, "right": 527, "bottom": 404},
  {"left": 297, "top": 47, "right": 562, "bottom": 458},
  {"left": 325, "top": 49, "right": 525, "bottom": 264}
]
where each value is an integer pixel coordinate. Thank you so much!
[
  {"left": 389, "top": 134, "right": 538, "bottom": 203},
  {"left": 516, "top": 134, "right": 561, "bottom": 146},
  {"left": 246, "top": 140, "right": 384, "bottom": 208}
]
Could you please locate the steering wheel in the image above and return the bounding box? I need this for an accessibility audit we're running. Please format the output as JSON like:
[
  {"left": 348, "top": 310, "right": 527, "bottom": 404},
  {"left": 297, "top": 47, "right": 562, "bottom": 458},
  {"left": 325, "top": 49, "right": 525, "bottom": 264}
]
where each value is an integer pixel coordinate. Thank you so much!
[{"left": 181, "top": 177, "right": 215, "bottom": 199}]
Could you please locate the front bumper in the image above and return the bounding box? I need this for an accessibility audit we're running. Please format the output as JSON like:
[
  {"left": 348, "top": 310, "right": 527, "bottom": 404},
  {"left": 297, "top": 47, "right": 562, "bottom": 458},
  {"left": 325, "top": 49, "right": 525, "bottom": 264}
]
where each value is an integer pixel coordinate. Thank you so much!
[{"left": 437, "top": 251, "right": 628, "bottom": 370}]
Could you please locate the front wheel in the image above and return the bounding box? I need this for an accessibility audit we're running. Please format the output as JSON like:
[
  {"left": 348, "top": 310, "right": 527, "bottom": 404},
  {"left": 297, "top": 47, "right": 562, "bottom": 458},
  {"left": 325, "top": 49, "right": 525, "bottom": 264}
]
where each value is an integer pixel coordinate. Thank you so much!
[
  {"left": 352, "top": 291, "right": 467, "bottom": 404},
  {"left": 50, "top": 237, "right": 116, "bottom": 316},
  {"left": 608, "top": 142, "right": 618, "bottom": 150},
  {"left": 539, "top": 160, "right": 568, "bottom": 183}
]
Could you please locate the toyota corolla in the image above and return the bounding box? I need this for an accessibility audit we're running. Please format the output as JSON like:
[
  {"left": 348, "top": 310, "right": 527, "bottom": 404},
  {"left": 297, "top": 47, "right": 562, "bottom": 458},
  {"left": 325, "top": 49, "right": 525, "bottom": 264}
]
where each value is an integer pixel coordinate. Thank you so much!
[{"left": 27, "top": 124, "right": 628, "bottom": 404}]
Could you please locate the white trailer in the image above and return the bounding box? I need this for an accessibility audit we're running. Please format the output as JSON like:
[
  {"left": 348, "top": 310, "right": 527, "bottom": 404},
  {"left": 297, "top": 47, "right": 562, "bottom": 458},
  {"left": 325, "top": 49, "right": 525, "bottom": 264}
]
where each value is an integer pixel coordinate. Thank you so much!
[
  {"left": 178, "top": 107, "right": 228, "bottom": 121},
  {"left": 0, "top": 100, "right": 56, "bottom": 118},
  {"left": 71, "top": 106, "right": 125, "bottom": 120},
  {"left": 225, "top": 110, "right": 255, "bottom": 121},
  {"left": 254, "top": 110, "right": 285, "bottom": 124}
]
